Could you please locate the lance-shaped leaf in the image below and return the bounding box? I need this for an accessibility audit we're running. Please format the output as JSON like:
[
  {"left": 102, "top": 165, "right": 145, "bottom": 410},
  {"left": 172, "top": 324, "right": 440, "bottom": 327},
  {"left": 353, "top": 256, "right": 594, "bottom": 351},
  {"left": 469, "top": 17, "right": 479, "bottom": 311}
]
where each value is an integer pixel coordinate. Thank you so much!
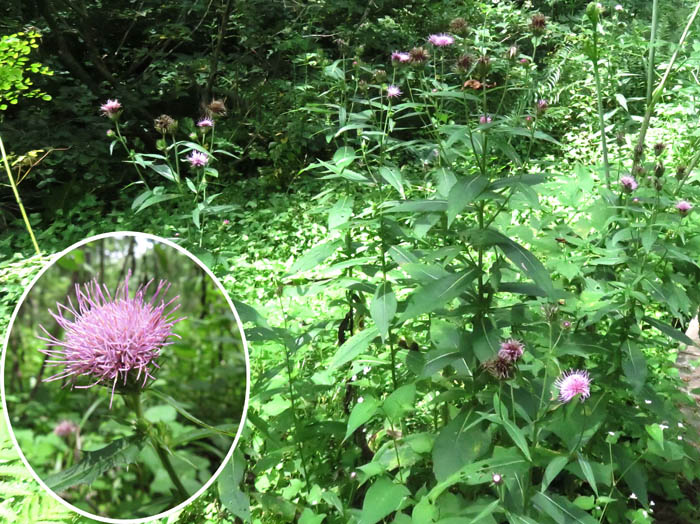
[
  {"left": 446, "top": 175, "right": 489, "bottom": 227},
  {"left": 287, "top": 239, "right": 342, "bottom": 276},
  {"left": 370, "top": 282, "right": 397, "bottom": 342},
  {"left": 399, "top": 268, "right": 479, "bottom": 321},
  {"left": 378, "top": 166, "right": 405, "bottom": 198},
  {"left": 329, "top": 327, "right": 380, "bottom": 369}
]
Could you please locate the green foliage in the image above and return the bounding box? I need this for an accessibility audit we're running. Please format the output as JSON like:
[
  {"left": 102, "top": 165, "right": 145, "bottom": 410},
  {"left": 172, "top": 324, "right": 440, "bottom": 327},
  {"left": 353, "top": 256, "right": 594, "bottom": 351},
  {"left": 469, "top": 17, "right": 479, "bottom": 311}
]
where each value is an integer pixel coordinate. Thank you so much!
[{"left": 0, "top": 31, "right": 52, "bottom": 111}]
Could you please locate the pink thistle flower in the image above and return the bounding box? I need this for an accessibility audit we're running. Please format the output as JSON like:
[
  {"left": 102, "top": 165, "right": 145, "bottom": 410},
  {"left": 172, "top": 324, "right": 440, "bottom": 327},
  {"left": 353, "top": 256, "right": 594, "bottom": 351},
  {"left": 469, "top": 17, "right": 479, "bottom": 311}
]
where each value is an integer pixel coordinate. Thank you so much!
[
  {"left": 498, "top": 338, "right": 524, "bottom": 362},
  {"left": 197, "top": 117, "right": 214, "bottom": 128},
  {"left": 555, "top": 369, "right": 592, "bottom": 403},
  {"left": 100, "top": 99, "right": 122, "bottom": 119},
  {"left": 223, "top": 219, "right": 230, "bottom": 225},
  {"left": 479, "top": 114, "right": 492, "bottom": 125},
  {"left": 620, "top": 175, "right": 638, "bottom": 192},
  {"left": 520, "top": 58, "right": 529, "bottom": 64},
  {"left": 391, "top": 51, "right": 411, "bottom": 63},
  {"left": 386, "top": 85, "right": 402, "bottom": 98},
  {"left": 186, "top": 151, "right": 209, "bottom": 167},
  {"left": 676, "top": 200, "right": 693, "bottom": 215},
  {"left": 428, "top": 33, "right": 455, "bottom": 47},
  {"left": 38, "top": 271, "right": 183, "bottom": 409},
  {"left": 54, "top": 420, "right": 78, "bottom": 437}
]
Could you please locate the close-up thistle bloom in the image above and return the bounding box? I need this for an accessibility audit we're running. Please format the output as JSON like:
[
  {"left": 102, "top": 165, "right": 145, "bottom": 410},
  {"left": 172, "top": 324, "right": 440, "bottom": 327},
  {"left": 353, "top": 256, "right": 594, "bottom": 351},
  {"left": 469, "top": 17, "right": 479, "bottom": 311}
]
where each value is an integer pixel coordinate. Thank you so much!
[
  {"left": 186, "top": 151, "right": 209, "bottom": 167},
  {"left": 54, "top": 419, "right": 78, "bottom": 437},
  {"left": 428, "top": 33, "right": 454, "bottom": 47},
  {"left": 676, "top": 200, "right": 693, "bottom": 215},
  {"left": 498, "top": 338, "right": 524, "bottom": 362},
  {"left": 386, "top": 85, "right": 402, "bottom": 99},
  {"left": 479, "top": 114, "right": 492, "bottom": 125},
  {"left": 197, "top": 117, "right": 214, "bottom": 128},
  {"left": 100, "top": 99, "right": 122, "bottom": 119},
  {"left": 37, "top": 272, "right": 183, "bottom": 408},
  {"left": 482, "top": 355, "right": 512, "bottom": 379},
  {"left": 391, "top": 51, "right": 410, "bottom": 63},
  {"left": 409, "top": 46, "right": 430, "bottom": 64},
  {"left": 554, "top": 369, "right": 591, "bottom": 403},
  {"left": 531, "top": 13, "right": 547, "bottom": 34},
  {"left": 620, "top": 175, "right": 638, "bottom": 192}
]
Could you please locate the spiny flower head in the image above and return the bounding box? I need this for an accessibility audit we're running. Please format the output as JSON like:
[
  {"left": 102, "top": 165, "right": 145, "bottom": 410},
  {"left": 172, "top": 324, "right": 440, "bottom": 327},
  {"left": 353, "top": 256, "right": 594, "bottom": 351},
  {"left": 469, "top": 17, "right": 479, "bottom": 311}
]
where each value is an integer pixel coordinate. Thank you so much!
[
  {"left": 620, "top": 175, "right": 638, "bottom": 192},
  {"left": 479, "top": 114, "right": 492, "bottom": 125},
  {"left": 409, "top": 46, "right": 430, "bottom": 64},
  {"left": 38, "top": 271, "right": 183, "bottom": 408},
  {"left": 197, "top": 117, "right": 214, "bottom": 128},
  {"left": 531, "top": 13, "right": 547, "bottom": 33},
  {"left": 554, "top": 369, "right": 591, "bottom": 403},
  {"left": 100, "top": 99, "right": 122, "bottom": 119},
  {"left": 498, "top": 338, "right": 524, "bottom": 362},
  {"left": 536, "top": 99, "right": 548, "bottom": 114},
  {"left": 386, "top": 85, "right": 402, "bottom": 99},
  {"left": 676, "top": 200, "right": 693, "bottom": 215},
  {"left": 186, "top": 151, "right": 209, "bottom": 167},
  {"left": 154, "top": 114, "right": 178, "bottom": 134},
  {"left": 428, "top": 33, "right": 455, "bottom": 47},
  {"left": 449, "top": 17, "right": 468, "bottom": 34},
  {"left": 391, "top": 51, "right": 410, "bottom": 63},
  {"left": 207, "top": 99, "right": 227, "bottom": 117},
  {"left": 482, "top": 355, "right": 512, "bottom": 380}
]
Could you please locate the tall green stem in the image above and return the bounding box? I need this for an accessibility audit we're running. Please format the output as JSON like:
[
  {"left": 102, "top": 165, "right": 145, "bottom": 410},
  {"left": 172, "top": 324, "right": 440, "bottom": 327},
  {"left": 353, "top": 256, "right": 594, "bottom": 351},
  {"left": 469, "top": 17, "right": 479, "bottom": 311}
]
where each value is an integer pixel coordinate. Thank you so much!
[
  {"left": 0, "top": 136, "right": 41, "bottom": 255},
  {"left": 647, "top": 0, "right": 659, "bottom": 106},
  {"left": 591, "top": 26, "right": 611, "bottom": 186}
]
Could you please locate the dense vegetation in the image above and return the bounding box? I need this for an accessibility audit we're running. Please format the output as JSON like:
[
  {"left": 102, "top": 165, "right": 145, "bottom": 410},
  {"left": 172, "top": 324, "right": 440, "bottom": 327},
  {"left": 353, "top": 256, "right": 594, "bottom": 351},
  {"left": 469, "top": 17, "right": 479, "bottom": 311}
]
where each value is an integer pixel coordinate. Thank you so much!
[{"left": 2, "top": 0, "right": 700, "bottom": 522}]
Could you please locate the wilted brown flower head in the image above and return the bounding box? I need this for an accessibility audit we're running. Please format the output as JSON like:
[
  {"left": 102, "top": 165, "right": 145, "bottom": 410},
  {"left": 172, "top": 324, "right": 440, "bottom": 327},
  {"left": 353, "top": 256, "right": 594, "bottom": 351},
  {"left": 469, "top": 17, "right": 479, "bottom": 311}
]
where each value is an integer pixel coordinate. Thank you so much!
[
  {"left": 449, "top": 17, "right": 468, "bottom": 34},
  {"left": 409, "top": 46, "right": 430, "bottom": 64},
  {"left": 207, "top": 99, "right": 227, "bottom": 117},
  {"left": 154, "top": 114, "right": 178, "bottom": 134},
  {"left": 456, "top": 54, "right": 475, "bottom": 73},
  {"left": 482, "top": 356, "right": 512, "bottom": 380},
  {"left": 531, "top": 13, "right": 547, "bottom": 33}
]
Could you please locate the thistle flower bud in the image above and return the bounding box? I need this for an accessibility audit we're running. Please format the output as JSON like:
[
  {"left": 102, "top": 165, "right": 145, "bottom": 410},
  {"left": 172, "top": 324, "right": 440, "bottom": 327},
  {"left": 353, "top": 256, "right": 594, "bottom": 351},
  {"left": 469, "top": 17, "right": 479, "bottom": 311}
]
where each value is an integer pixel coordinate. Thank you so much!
[
  {"left": 676, "top": 200, "right": 693, "bottom": 216},
  {"left": 449, "top": 17, "right": 468, "bottom": 35},
  {"left": 654, "top": 163, "right": 665, "bottom": 178},
  {"left": 536, "top": 99, "right": 548, "bottom": 115},
  {"left": 207, "top": 99, "right": 227, "bottom": 117},
  {"left": 633, "top": 143, "right": 645, "bottom": 160},
  {"left": 615, "top": 132, "right": 625, "bottom": 146},
  {"left": 373, "top": 69, "right": 387, "bottom": 82},
  {"left": 154, "top": 114, "right": 178, "bottom": 134},
  {"left": 456, "top": 54, "right": 475, "bottom": 73},
  {"left": 531, "top": 13, "right": 547, "bottom": 34},
  {"left": 676, "top": 165, "right": 687, "bottom": 180},
  {"left": 633, "top": 165, "right": 646, "bottom": 177},
  {"left": 653, "top": 142, "right": 666, "bottom": 156},
  {"left": 586, "top": 2, "right": 601, "bottom": 24},
  {"left": 409, "top": 46, "right": 430, "bottom": 64},
  {"left": 476, "top": 55, "right": 491, "bottom": 77}
]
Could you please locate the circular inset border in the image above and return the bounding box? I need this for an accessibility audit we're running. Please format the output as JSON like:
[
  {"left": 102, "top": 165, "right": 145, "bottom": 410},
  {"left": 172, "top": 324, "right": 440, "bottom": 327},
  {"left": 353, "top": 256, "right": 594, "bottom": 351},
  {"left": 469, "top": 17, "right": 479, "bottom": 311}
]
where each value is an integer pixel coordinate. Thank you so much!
[{"left": 0, "top": 231, "right": 250, "bottom": 524}]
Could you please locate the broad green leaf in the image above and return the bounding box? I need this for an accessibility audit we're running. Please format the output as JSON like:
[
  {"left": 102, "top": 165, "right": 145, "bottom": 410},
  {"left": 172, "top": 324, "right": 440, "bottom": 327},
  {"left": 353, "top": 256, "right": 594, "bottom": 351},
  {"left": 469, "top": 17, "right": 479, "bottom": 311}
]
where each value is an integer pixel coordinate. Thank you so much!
[
  {"left": 643, "top": 316, "right": 695, "bottom": 345},
  {"left": 541, "top": 455, "right": 569, "bottom": 491},
  {"left": 472, "top": 229, "right": 555, "bottom": 296},
  {"left": 446, "top": 175, "right": 489, "bottom": 227},
  {"left": 621, "top": 340, "right": 647, "bottom": 392},
  {"left": 384, "top": 199, "right": 447, "bottom": 214},
  {"left": 133, "top": 191, "right": 182, "bottom": 213},
  {"left": 382, "top": 384, "right": 416, "bottom": 423},
  {"left": 147, "top": 163, "right": 175, "bottom": 181},
  {"left": 332, "top": 146, "right": 356, "bottom": 170},
  {"left": 328, "top": 196, "right": 354, "bottom": 230},
  {"left": 472, "top": 316, "right": 500, "bottom": 362},
  {"left": 532, "top": 492, "right": 598, "bottom": 524},
  {"left": 44, "top": 436, "right": 143, "bottom": 491},
  {"left": 344, "top": 396, "right": 380, "bottom": 442},
  {"left": 149, "top": 389, "right": 237, "bottom": 437},
  {"left": 370, "top": 282, "right": 397, "bottom": 342},
  {"left": 144, "top": 404, "right": 177, "bottom": 423},
  {"left": 218, "top": 451, "right": 251, "bottom": 522},
  {"left": 359, "top": 477, "right": 410, "bottom": 524},
  {"left": 399, "top": 269, "right": 479, "bottom": 321},
  {"left": 433, "top": 409, "right": 490, "bottom": 481},
  {"left": 287, "top": 240, "right": 342, "bottom": 276},
  {"left": 329, "top": 327, "right": 380, "bottom": 369},
  {"left": 378, "top": 166, "right": 405, "bottom": 198},
  {"left": 645, "top": 423, "right": 664, "bottom": 451}
]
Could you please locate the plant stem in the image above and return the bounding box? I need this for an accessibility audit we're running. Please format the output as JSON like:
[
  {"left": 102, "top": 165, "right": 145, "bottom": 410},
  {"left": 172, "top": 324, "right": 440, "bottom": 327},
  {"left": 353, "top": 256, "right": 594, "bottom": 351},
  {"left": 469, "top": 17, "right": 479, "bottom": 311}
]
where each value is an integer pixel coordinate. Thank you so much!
[
  {"left": 647, "top": 0, "right": 659, "bottom": 106},
  {"left": 591, "top": 25, "right": 611, "bottom": 186},
  {"left": 127, "top": 393, "right": 188, "bottom": 500},
  {"left": 0, "top": 135, "right": 41, "bottom": 255}
]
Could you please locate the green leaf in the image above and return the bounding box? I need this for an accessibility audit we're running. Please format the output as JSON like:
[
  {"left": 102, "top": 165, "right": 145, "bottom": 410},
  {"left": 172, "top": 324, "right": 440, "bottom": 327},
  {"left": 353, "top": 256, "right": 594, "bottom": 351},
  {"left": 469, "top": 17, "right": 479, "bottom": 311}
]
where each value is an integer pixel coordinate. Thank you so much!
[
  {"left": 359, "top": 477, "right": 410, "bottom": 524},
  {"left": 132, "top": 190, "right": 182, "bottom": 213},
  {"left": 642, "top": 316, "right": 695, "bottom": 345},
  {"left": 378, "top": 166, "right": 405, "bottom": 198},
  {"left": 399, "top": 269, "right": 479, "bottom": 321},
  {"left": 344, "top": 396, "right": 380, "bottom": 442},
  {"left": 44, "top": 436, "right": 143, "bottom": 491},
  {"left": 328, "top": 196, "right": 354, "bottom": 230},
  {"left": 147, "top": 163, "right": 175, "bottom": 181},
  {"left": 287, "top": 240, "right": 342, "bottom": 276},
  {"left": 384, "top": 199, "right": 447, "bottom": 214},
  {"left": 148, "top": 389, "right": 237, "bottom": 437},
  {"left": 433, "top": 409, "right": 490, "bottom": 481},
  {"left": 332, "top": 146, "right": 356, "bottom": 170},
  {"left": 541, "top": 455, "right": 569, "bottom": 491},
  {"left": 645, "top": 424, "right": 664, "bottom": 451},
  {"left": 446, "top": 175, "right": 489, "bottom": 227},
  {"left": 382, "top": 384, "right": 416, "bottom": 424},
  {"left": 532, "top": 492, "right": 598, "bottom": 524},
  {"left": 577, "top": 453, "right": 598, "bottom": 496},
  {"left": 370, "top": 282, "right": 397, "bottom": 342},
  {"left": 621, "top": 340, "right": 647, "bottom": 392},
  {"left": 218, "top": 451, "right": 250, "bottom": 522},
  {"left": 329, "top": 327, "right": 380, "bottom": 369},
  {"left": 472, "top": 229, "right": 555, "bottom": 296}
]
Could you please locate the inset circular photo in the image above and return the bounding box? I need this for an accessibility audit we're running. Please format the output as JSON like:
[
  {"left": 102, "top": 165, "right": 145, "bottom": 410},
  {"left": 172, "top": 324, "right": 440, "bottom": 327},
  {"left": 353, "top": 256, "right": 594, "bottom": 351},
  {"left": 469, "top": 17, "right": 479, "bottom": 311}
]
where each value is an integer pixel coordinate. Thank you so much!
[{"left": 1, "top": 232, "right": 249, "bottom": 522}]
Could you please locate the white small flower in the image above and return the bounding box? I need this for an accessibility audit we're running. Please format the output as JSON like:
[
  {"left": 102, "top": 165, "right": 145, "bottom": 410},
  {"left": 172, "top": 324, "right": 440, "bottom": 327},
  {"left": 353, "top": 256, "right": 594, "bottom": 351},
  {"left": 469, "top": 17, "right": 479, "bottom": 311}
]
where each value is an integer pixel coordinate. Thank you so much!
[
  {"left": 678, "top": 435, "right": 683, "bottom": 440},
  {"left": 659, "top": 424, "right": 669, "bottom": 430},
  {"left": 643, "top": 510, "right": 648, "bottom": 517},
  {"left": 644, "top": 399, "right": 652, "bottom": 404},
  {"left": 357, "top": 396, "right": 364, "bottom": 403},
  {"left": 350, "top": 471, "right": 357, "bottom": 479},
  {"left": 363, "top": 366, "right": 371, "bottom": 375},
  {"left": 615, "top": 4, "right": 623, "bottom": 11},
  {"left": 678, "top": 422, "right": 684, "bottom": 428},
  {"left": 608, "top": 431, "right": 615, "bottom": 436},
  {"left": 629, "top": 493, "right": 637, "bottom": 500},
  {"left": 351, "top": 374, "right": 357, "bottom": 381},
  {"left": 650, "top": 500, "right": 655, "bottom": 506}
]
